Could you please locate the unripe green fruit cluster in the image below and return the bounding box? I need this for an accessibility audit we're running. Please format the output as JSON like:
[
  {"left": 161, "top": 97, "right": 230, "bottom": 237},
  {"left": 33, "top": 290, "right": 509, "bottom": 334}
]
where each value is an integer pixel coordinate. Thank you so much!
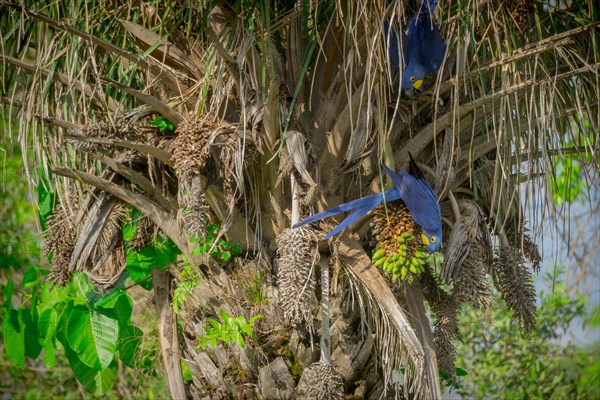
[{"left": 371, "top": 231, "right": 429, "bottom": 283}]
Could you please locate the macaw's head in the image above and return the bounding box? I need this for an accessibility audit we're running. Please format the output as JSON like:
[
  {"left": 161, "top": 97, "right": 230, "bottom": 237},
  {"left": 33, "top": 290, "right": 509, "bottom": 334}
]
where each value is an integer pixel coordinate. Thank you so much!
[
  {"left": 420, "top": 227, "right": 442, "bottom": 253},
  {"left": 401, "top": 61, "right": 426, "bottom": 91}
]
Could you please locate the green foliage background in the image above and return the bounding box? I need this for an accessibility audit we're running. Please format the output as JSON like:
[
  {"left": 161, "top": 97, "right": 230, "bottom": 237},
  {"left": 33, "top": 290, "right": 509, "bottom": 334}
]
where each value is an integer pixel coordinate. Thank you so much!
[
  {"left": 455, "top": 269, "right": 600, "bottom": 399},
  {"left": 0, "top": 137, "right": 169, "bottom": 398}
]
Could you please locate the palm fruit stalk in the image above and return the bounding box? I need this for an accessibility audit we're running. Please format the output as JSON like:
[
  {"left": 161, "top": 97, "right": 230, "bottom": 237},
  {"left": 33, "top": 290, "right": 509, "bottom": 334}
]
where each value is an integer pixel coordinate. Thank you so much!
[{"left": 371, "top": 200, "right": 430, "bottom": 283}]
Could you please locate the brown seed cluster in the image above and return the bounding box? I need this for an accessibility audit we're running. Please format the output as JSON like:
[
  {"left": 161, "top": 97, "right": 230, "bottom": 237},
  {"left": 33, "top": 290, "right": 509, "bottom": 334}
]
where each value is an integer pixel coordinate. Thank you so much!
[
  {"left": 453, "top": 246, "right": 493, "bottom": 310},
  {"left": 171, "top": 114, "right": 215, "bottom": 180},
  {"left": 495, "top": 244, "right": 537, "bottom": 331},
  {"left": 432, "top": 297, "right": 460, "bottom": 378},
  {"left": 72, "top": 117, "right": 144, "bottom": 153},
  {"left": 507, "top": 0, "right": 534, "bottom": 26},
  {"left": 295, "top": 361, "right": 344, "bottom": 400},
  {"left": 276, "top": 227, "right": 317, "bottom": 327},
  {"left": 177, "top": 174, "right": 208, "bottom": 238},
  {"left": 420, "top": 266, "right": 460, "bottom": 380},
  {"left": 371, "top": 200, "right": 421, "bottom": 258},
  {"left": 45, "top": 192, "right": 79, "bottom": 286},
  {"left": 441, "top": 200, "right": 494, "bottom": 309}
]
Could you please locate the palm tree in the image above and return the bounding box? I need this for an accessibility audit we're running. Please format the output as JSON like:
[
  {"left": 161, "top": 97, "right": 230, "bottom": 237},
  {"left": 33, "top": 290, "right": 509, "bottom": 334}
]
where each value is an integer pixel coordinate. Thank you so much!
[{"left": 1, "top": 0, "right": 598, "bottom": 398}]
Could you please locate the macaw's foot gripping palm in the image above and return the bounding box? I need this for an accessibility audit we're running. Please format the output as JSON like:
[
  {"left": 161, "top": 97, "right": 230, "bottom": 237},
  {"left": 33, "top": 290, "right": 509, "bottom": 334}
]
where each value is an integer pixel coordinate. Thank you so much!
[{"left": 371, "top": 200, "right": 431, "bottom": 283}]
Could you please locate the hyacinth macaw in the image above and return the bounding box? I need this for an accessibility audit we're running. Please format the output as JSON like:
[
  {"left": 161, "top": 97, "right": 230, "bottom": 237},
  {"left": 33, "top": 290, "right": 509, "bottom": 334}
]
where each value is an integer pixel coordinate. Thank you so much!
[
  {"left": 293, "top": 155, "right": 443, "bottom": 252},
  {"left": 384, "top": 0, "right": 447, "bottom": 92}
]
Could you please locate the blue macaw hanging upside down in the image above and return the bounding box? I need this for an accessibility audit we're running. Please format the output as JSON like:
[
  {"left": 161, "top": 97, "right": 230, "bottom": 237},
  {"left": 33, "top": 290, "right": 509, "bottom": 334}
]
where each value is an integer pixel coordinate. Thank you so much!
[
  {"left": 384, "top": 0, "right": 447, "bottom": 93},
  {"left": 293, "top": 155, "right": 442, "bottom": 253}
]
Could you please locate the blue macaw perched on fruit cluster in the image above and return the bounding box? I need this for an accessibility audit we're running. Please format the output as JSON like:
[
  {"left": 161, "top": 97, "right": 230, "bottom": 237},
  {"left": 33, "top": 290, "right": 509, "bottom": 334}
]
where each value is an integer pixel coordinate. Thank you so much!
[
  {"left": 384, "top": 0, "right": 447, "bottom": 93},
  {"left": 293, "top": 155, "right": 442, "bottom": 253}
]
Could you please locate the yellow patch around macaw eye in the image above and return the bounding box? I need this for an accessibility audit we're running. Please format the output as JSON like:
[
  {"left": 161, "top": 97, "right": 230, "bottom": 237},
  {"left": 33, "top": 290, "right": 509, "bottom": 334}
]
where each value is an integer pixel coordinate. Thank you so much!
[
  {"left": 421, "top": 233, "right": 429, "bottom": 245},
  {"left": 409, "top": 76, "right": 415, "bottom": 82},
  {"left": 431, "top": 236, "right": 436, "bottom": 243}
]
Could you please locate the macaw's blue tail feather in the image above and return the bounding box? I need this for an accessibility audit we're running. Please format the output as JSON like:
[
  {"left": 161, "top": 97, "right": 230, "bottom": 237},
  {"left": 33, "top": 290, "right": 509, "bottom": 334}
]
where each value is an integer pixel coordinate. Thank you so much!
[
  {"left": 293, "top": 187, "right": 402, "bottom": 236},
  {"left": 323, "top": 205, "right": 372, "bottom": 239}
]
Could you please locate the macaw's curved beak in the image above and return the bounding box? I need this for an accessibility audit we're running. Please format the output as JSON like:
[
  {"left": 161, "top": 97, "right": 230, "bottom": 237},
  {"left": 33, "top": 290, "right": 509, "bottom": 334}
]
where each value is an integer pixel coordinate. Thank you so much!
[{"left": 413, "top": 79, "right": 424, "bottom": 90}]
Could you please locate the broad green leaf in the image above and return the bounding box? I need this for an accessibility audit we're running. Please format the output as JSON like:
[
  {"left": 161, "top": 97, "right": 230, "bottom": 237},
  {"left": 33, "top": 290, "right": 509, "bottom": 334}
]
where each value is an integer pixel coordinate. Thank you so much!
[
  {"left": 93, "top": 289, "right": 124, "bottom": 309},
  {"left": 70, "top": 273, "right": 94, "bottom": 303},
  {"left": 122, "top": 221, "right": 137, "bottom": 242},
  {"left": 231, "top": 243, "right": 243, "bottom": 256},
  {"left": 122, "top": 208, "right": 143, "bottom": 243},
  {"left": 198, "top": 243, "right": 210, "bottom": 253},
  {"left": 220, "top": 251, "right": 232, "bottom": 261},
  {"left": 39, "top": 281, "right": 69, "bottom": 314},
  {"left": 37, "top": 173, "right": 55, "bottom": 231},
  {"left": 67, "top": 305, "right": 119, "bottom": 370},
  {"left": 207, "top": 224, "right": 219, "bottom": 235},
  {"left": 97, "top": 292, "right": 133, "bottom": 331},
  {"left": 182, "top": 360, "right": 193, "bottom": 381},
  {"left": 155, "top": 237, "right": 180, "bottom": 268},
  {"left": 42, "top": 340, "right": 56, "bottom": 368},
  {"left": 22, "top": 267, "right": 39, "bottom": 288},
  {"left": 23, "top": 302, "right": 42, "bottom": 359},
  {"left": 55, "top": 300, "right": 73, "bottom": 345},
  {"left": 39, "top": 308, "right": 58, "bottom": 367},
  {"left": 118, "top": 325, "right": 144, "bottom": 368},
  {"left": 64, "top": 344, "right": 118, "bottom": 394},
  {"left": 3, "top": 308, "right": 25, "bottom": 367},
  {"left": 3, "top": 279, "right": 14, "bottom": 309},
  {"left": 126, "top": 247, "right": 156, "bottom": 290}
]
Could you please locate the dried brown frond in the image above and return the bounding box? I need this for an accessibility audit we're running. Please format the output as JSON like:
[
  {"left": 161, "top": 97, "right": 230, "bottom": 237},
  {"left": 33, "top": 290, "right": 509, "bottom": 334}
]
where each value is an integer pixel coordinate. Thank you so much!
[
  {"left": 177, "top": 174, "right": 208, "bottom": 238},
  {"left": 335, "top": 238, "right": 438, "bottom": 398},
  {"left": 45, "top": 191, "right": 79, "bottom": 286},
  {"left": 295, "top": 361, "right": 344, "bottom": 400},
  {"left": 87, "top": 200, "right": 127, "bottom": 288},
  {"left": 276, "top": 145, "right": 293, "bottom": 188},
  {"left": 494, "top": 244, "right": 537, "bottom": 331},
  {"left": 244, "top": 89, "right": 265, "bottom": 144},
  {"left": 70, "top": 117, "right": 144, "bottom": 153},
  {"left": 276, "top": 227, "right": 317, "bottom": 328},
  {"left": 286, "top": 131, "right": 320, "bottom": 207},
  {"left": 218, "top": 130, "right": 244, "bottom": 203}
]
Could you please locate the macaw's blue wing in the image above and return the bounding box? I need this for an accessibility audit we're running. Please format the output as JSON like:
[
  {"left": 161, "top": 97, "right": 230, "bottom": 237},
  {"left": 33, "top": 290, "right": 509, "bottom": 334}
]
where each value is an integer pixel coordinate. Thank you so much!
[
  {"left": 405, "top": 1, "right": 446, "bottom": 74},
  {"left": 293, "top": 187, "right": 402, "bottom": 238},
  {"left": 384, "top": 20, "right": 409, "bottom": 71},
  {"left": 418, "top": 15, "right": 446, "bottom": 72},
  {"left": 381, "top": 164, "right": 441, "bottom": 233},
  {"left": 408, "top": 1, "right": 446, "bottom": 74}
]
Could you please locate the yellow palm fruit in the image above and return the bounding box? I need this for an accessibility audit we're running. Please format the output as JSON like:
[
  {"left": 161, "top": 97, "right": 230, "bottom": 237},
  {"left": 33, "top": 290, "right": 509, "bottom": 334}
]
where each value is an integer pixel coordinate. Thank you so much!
[
  {"left": 400, "top": 266, "right": 409, "bottom": 280},
  {"left": 372, "top": 248, "right": 386, "bottom": 262}
]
